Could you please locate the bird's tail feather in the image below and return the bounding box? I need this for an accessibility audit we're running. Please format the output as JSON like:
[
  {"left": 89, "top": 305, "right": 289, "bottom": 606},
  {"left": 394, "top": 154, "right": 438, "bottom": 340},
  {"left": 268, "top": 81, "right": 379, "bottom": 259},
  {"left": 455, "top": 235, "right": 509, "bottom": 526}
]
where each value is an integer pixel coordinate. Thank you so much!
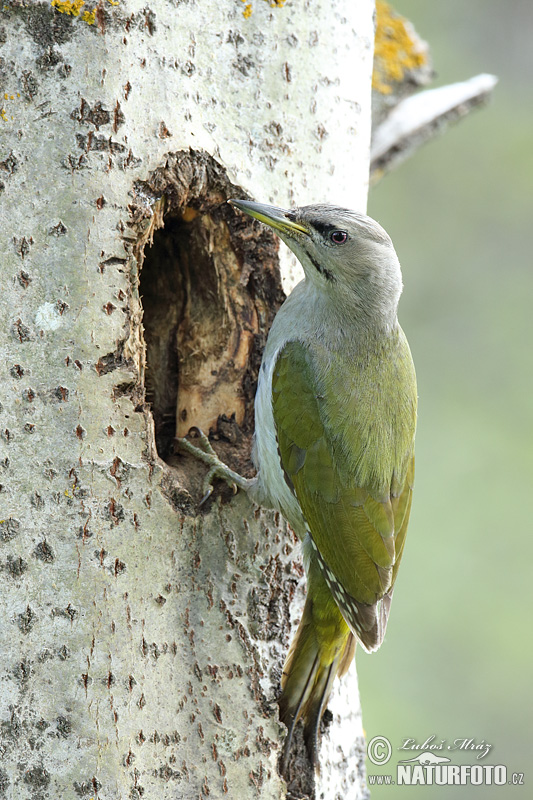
[{"left": 278, "top": 556, "right": 355, "bottom": 770}]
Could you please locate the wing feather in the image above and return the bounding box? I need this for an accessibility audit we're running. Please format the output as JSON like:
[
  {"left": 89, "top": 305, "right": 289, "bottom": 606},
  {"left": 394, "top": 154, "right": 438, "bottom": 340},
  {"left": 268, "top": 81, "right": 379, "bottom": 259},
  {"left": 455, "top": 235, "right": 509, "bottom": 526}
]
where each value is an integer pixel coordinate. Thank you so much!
[{"left": 272, "top": 340, "right": 416, "bottom": 650}]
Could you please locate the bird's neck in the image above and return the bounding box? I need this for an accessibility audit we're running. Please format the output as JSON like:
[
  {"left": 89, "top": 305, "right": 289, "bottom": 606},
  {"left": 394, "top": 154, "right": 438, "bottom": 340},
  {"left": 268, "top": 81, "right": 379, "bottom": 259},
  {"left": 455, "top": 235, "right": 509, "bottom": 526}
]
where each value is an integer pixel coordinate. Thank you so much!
[{"left": 271, "top": 278, "right": 400, "bottom": 356}]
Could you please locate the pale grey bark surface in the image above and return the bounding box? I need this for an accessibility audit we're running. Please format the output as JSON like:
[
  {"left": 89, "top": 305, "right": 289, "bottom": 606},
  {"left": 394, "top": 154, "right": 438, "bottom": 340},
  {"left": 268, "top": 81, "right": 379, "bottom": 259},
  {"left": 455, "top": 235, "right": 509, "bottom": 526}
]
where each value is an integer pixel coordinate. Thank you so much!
[{"left": 0, "top": 1, "right": 374, "bottom": 798}]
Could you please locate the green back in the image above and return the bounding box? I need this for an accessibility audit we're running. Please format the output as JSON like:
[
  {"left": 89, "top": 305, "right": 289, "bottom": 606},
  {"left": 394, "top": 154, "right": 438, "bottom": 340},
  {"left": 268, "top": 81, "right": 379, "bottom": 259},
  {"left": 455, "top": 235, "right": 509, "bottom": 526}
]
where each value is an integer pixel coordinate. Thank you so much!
[{"left": 271, "top": 335, "right": 416, "bottom": 641}]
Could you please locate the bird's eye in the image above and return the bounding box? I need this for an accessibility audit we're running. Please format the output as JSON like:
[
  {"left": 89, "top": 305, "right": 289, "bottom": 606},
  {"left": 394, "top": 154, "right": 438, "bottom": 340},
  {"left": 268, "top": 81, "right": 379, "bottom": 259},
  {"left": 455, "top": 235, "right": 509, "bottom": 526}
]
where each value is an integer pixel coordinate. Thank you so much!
[{"left": 330, "top": 230, "right": 348, "bottom": 244}]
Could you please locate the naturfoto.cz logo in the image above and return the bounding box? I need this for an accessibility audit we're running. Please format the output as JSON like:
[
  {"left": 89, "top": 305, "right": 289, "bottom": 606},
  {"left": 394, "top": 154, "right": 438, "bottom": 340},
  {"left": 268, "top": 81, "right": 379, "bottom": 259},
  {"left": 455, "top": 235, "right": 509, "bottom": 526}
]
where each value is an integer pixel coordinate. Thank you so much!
[{"left": 366, "top": 736, "right": 524, "bottom": 788}]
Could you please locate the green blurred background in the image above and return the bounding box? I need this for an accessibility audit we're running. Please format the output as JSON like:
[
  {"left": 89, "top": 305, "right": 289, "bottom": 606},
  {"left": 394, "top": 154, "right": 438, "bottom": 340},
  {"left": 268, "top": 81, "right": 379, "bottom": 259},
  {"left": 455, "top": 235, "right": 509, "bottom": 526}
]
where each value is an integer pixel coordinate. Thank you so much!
[{"left": 357, "top": 1, "right": 533, "bottom": 796}]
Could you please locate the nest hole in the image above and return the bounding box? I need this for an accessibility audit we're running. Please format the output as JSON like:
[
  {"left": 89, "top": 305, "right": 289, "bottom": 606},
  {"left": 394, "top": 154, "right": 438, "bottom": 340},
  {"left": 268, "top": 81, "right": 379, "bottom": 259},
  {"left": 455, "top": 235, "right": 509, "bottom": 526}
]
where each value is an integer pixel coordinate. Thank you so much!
[{"left": 135, "top": 150, "right": 284, "bottom": 466}]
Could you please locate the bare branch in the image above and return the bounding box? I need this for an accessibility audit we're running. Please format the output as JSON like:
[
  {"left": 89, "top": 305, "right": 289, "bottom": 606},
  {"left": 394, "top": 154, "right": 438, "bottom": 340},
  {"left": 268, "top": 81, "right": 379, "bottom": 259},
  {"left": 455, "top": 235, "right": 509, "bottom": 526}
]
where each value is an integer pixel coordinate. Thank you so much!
[{"left": 371, "top": 73, "right": 498, "bottom": 182}]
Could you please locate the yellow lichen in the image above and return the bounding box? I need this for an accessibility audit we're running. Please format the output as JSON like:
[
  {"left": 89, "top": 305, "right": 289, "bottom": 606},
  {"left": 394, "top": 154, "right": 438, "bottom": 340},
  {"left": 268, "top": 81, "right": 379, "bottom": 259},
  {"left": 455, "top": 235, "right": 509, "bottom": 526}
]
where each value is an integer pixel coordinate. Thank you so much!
[
  {"left": 373, "top": 0, "right": 428, "bottom": 95},
  {"left": 107, "top": 0, "right": 119, "bottom": 5},
  {"left": 1, "top": 91, "right": 18, "bottom": 122},
  {"left": 51, "top": 0, "right": 97, "bottom": 25},
  {"left": 51, "top": 0, "right": 85, "bottom": 16},
  {"left": 239, "top": 0, "right": 285, "bottom": 18}
]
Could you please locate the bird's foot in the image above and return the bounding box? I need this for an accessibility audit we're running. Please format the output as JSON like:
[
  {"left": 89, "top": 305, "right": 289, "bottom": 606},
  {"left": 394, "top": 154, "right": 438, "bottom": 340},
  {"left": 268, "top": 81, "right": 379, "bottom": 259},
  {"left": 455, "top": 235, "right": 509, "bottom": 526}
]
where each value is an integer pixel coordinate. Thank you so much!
[{"left": 174, "top": 428, "right": 253, "bottom": 505}]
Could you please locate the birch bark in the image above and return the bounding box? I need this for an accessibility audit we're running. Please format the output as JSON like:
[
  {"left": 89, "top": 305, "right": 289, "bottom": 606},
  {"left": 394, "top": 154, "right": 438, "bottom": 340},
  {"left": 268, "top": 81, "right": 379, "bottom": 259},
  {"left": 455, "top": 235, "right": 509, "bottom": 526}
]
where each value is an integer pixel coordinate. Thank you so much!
[{"left": 0, "top": 1, "right": 374, "bottom": 798}]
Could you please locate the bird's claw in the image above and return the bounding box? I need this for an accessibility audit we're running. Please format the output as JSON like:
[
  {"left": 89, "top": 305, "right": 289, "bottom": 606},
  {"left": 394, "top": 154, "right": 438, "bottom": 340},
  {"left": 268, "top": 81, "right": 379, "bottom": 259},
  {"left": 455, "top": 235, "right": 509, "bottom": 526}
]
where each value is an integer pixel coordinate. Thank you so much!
[
  {"left": 174, "top": 429, "right": 250, "bottom": 505},
  {"left": 188, "top": 427, "right": 217, "bottom": 458},
  {"left": 199, "top": 484, "right": 214, "bottom": 507},
  {"left": 199, "top": 465, "right": 238, "bottom": 506}
]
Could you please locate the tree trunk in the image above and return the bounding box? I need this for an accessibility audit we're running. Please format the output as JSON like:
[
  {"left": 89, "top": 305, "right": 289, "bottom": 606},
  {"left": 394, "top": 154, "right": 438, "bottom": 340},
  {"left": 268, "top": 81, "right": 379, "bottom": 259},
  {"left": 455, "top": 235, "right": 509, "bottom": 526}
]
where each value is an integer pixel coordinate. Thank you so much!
[{"left": 0, "top": 1, "right": 374, "bottom": 798}]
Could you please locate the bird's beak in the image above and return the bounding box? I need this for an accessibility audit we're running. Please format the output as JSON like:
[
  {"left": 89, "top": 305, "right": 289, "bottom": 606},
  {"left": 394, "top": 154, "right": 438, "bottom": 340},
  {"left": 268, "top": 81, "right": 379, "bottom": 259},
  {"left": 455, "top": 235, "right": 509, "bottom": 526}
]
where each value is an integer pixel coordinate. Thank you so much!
[{"left": 229, "top": 199, "right": 309, "bottom": 237}]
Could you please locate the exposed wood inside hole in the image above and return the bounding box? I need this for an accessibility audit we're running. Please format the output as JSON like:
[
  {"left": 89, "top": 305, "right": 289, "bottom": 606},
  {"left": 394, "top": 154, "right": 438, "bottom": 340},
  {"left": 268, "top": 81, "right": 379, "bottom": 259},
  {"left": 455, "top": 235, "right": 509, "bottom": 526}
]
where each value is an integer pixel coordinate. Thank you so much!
[{"left": 133, "top": 150, "right": 285, "bottom": 467}]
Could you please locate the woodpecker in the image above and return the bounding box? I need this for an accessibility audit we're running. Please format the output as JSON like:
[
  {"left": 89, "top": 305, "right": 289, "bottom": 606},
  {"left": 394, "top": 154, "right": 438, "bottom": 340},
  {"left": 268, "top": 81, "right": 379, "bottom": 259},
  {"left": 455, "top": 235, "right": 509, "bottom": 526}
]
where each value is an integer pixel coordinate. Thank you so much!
[{"left": 177, "top": 199, "right": 417, "bottom": 768}]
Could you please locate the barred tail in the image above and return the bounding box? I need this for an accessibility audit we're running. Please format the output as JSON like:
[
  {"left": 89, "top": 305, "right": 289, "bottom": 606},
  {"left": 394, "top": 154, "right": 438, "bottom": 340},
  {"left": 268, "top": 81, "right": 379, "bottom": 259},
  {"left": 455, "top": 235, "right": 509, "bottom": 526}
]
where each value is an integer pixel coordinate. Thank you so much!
[{"left": 278, "top": 554, "right": 356, "bottom": 770}]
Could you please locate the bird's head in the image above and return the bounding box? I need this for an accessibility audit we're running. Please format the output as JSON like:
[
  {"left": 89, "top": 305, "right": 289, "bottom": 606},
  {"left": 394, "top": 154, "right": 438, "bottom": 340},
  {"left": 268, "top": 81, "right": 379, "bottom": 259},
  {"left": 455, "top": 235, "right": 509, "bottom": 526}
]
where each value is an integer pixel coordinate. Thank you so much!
[{"left": 230, "top": 199, "right": 403, "bottom": 325}]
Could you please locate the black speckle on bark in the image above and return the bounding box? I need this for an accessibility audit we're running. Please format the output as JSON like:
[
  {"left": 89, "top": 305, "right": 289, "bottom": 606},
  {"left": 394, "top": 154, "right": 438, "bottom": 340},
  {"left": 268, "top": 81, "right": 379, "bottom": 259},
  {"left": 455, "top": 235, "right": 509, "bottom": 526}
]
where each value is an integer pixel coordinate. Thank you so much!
[
  {"left": 56, "top": 715, "right": 72, "bottom": 738},
  {"left": 0, "top": 518, "right": 20, "bottom": 542},
  {"left": 227, "top": 30, "right": 245, "bottom": 47},
  {"left": 158, "top": 763, "right": 182, "bottom": 782},
  {"left": 0, "top": 151, "right": 18, "bottom": 175},
  {"left": 109, "top": 456, "right": 130, "bottom": 484},
  {"left": 23, "top": 765, "right": 51, "bottom": 790},
  {"left": 21, "top": 70, "right": 39, "bottom": 101},
  {"left": 142, "top": 7, "right": 156, "bottom": 35},
  {"left": 34, "top": 540, "right": 55, "bottom": 563},
  {"left": 37, "top": 649, "right": 54, "bottom": 663},
  {"left": 73, "top": 779, "right": 95, "bottom": 797},
  {"left": 18, "top": 270, "right": 32, "bottom": 288},
  {"left": 94, "top": 349, "right": 130, "bottom": 376},
  {"left": 53, "top": 386, "right": 69, "bottom": 402},
  {"left": 12, "top": 318, "right": 32, "bottom": 342},
  {"left": 0, "top": 767, "right": 10, "bottom": 796},
  {"left": 13, "top": 658, "right": 32, "bottom": 687},
  {"left": 57, "top": 644, "right": 70, "bottom": 660},
  {"left": 160, "top": 473, "right": 194, "bottom": 514},
  {"left": 51, "top": 604, "right": 78, "bottom": 622},
  {"left": 36, "top": 47, "right": 62, "bottom": 71},
  {"left": 42, "top": 461, "right": 57, "bottom": 480},
  {"left": 106, "top": 499, "right": 125, "bottom": 525},
  {"left": 57, "top": 62, "right": 72, "bottom": 79},
  {"left": 17, "top": 606, "right": 36, "bottom": 634},
  {"left": 6, "top": 556, "right": 28, "bottom": 578},
  {"left": 113, "top": 100, "right": 125, "bottom": 132},
  {"left": 71, "top": 99, "right": 111, "bottom": 130},
  {"left": 24, "top": 4, "right": 73, "bottom": 46},
  {"left": 0, "top": 713, "right": 22, "bottom": 746},
  {"left": 31, "top": 492, "right": 44, "bottom": 509},
  {"left": 49, "top": 220, "right": 67, "bottom": 236},
  {"left": 76, "top": 132, "right": 126, "bottom": 154},
  {"left": 180, "top": 60, "right": 195, "bottom": 77},
  {"left": 233, "top": 54, "right": 255, "bottom": 76},
  {"left": 13, "top": 236, "right": 33, "bottom": 259},
  {"left": 114, "top": 558, "right": 127, "bottom": 576},
  {"left": 10, "top": 364, "right": 24, "bottom": 379},
  {"left": 74, "top": 777, "right": 102, "bottom": 797},
  {"left": 112, "top": 380, "right": 138, "bottom": 401},
  {"left": 78, "top": 674, "right": 92, "bottom": 689}
]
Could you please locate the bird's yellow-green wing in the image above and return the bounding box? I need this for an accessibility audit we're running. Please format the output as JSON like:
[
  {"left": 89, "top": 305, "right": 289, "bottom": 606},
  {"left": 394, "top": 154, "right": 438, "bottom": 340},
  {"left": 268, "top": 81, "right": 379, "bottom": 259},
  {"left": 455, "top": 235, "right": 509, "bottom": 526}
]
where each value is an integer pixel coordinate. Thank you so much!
[{"left": 272, "top": 339, "right": 416, "bottom": 651}]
